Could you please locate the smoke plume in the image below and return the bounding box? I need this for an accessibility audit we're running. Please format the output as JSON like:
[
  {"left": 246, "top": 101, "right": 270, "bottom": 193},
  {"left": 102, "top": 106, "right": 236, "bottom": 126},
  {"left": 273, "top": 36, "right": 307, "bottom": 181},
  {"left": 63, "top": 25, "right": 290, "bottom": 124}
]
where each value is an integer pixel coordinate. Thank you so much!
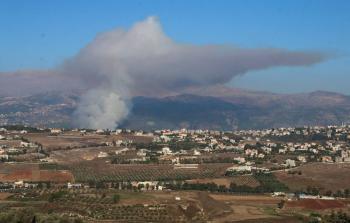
[{"left": 0, "top": 16, "right": 329, "bottom": 129}]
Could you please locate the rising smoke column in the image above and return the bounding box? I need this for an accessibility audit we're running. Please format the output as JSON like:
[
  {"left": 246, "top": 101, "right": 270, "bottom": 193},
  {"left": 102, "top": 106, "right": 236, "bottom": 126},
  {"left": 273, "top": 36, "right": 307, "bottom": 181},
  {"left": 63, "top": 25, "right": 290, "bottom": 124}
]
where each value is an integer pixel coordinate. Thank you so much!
[
  {"left": 73, "top": 89, "right": 129, "bottom": 129},
  {"left": 0, "top": 16, "right": 329, "bottom": 129}
]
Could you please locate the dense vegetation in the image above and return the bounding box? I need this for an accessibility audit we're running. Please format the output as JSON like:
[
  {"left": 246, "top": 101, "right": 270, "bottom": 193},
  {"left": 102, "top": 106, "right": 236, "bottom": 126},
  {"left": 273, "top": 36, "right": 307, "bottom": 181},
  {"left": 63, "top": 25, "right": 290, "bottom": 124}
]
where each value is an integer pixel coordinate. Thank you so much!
[
  {"left": 308, "top": 211, "right": 350, "bottom": 223},
  {"left": 0, "top": 208, "right": 83, "bottom": 223},
  {"left": 166, "top": 173, "right": 288, "bottom": 193},
  {"left": 0, "top": 125, "right": 48, "bottom": 133}
]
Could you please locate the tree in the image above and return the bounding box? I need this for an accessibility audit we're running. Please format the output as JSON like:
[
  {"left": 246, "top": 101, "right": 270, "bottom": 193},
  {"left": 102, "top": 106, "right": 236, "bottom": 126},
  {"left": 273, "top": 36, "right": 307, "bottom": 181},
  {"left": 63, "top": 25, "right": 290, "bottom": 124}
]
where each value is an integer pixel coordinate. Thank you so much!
[
  {"left": 96, "top": 181, "right": 105, "bottom": 189},
  {"left": 277, "top": 200, "right": 285, "bottom": 209},
  {"left": 113, "top": 194, "right": 120, "bottom": 204},
  {"left": 138, "top": 184, "right": 144, "bottom": 191},
  {"left": 335, "top": 190, "right": 343, "bottom": 198},
  {"left": 48, "top": 190, "right": 67, "bottom": 202},
  {"left": 324, "top": 190, "right": 332, "bottom": 197}
]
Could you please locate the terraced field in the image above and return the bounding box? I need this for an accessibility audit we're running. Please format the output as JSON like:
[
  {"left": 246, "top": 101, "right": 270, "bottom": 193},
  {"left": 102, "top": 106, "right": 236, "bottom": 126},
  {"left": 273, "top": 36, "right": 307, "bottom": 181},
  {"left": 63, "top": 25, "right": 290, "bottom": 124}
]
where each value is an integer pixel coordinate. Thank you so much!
[{"left": 70, "top": 162, "right": 232, "bottom": 182}]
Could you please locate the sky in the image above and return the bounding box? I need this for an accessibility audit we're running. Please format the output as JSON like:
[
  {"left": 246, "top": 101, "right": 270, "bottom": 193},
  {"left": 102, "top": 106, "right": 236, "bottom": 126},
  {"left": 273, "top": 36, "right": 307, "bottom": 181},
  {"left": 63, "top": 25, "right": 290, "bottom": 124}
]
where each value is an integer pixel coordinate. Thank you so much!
[{"left": 1, "top": 0, "right": 350, "bottom": 95}]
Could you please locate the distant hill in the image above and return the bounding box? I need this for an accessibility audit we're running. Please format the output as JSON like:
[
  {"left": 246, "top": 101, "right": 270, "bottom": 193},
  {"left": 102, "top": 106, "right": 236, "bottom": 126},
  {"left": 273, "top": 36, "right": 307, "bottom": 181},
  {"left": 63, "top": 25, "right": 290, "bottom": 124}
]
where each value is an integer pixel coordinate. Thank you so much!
[
  {"left": 0, "top": 89, "right": 350, "bottom": 130},
  {"left": 0, "top": 92, "right": 78, "bottom": 128},
  {"left": 124, "top": 92, "right": 350, "bottom": 130}
]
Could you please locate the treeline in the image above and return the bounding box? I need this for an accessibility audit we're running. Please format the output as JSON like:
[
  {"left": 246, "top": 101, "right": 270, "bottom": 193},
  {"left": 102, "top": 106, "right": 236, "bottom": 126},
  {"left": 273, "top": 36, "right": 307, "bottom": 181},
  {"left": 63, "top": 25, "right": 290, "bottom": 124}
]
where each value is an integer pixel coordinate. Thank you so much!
[
  {"left": 0, "top": 125, "right": 49, "bottom": 133},
  {"left": 297, "top": 186, "right": 350, "bottom": 198},
  {"left": 111, "top": 157, "right": 151, "bottom": 164},
  {"left": 166, "top": 173, "right": 288, "bottom": 193},
  {"left": 78, "top": 172, "right": 289, "bottom": 194}
]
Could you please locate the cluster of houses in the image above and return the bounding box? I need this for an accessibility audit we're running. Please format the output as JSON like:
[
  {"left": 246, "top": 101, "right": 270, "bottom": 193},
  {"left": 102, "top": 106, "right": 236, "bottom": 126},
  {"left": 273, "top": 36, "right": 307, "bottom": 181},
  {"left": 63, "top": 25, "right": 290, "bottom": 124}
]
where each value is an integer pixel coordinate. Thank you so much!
[
  {"left": 1, "top": 125, "right": 350, "bottom": 184},
  {"left": 0, "top": 129, "right": 42, "bottom": 161},
  {"left": 0, "top": 181, "right": 39, "bottom": 190},
  {"left": 87, "top": 124, "right": 350, "bottom": 173},
  {"left": 145, "top": 125, "right": 350, "bottom": 173},
  {"left": 272, "top": 192, "right": 336, "bottom": 201}
]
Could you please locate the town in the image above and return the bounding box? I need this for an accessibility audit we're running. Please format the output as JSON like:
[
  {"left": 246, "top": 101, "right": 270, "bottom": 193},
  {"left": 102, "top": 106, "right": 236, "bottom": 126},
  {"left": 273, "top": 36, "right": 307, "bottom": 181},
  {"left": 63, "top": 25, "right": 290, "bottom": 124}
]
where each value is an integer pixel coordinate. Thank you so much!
[{"left": 0, "top": 124, "right": 350, "bottom": 222}]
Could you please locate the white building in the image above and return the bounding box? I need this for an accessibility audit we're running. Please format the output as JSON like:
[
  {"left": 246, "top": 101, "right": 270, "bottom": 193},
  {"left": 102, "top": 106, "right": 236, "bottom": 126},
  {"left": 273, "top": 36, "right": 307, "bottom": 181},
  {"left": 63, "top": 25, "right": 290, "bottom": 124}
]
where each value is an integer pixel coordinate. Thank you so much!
[
  {"left": 0, "top": 154, "right": 8, "bottom": 160},
  {"left": 67, "top": 182, "right": 82, "bottom": 189},
  {"left": 193, "top": 149, "right": 201, "bottom": 156},
  {"left": 96, "top": 129, "right": 105, "bottom": 134},
  {"left": 226, "top": 165, "right": 252, "bottom": 172},
  {"left": 297, "top": 156, "right": 307, "bottom": 163},
  {"left": 162, "top": 147, "right": 172, "bottom": 155},
  {"left": 20, "top": 130, "right": 28, "bottom": 134},
  {"left": 285, "top": 159, "right": 296, "bottom": 167},
  {"left": 50, "top": 128, "right": 62, "bottom": 134},
  {"left": 98, "top": 152, "right": 108, "bottom": 158},
  {"left": 234, "top": 157, "right": 246, "bottom": 164}
]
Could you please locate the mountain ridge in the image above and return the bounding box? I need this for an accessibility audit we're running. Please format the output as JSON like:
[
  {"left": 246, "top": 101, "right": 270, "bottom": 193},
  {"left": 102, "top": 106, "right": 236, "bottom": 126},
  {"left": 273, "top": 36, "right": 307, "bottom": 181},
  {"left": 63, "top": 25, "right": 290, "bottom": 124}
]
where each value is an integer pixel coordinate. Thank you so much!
[{"left": 0, "top": 89, "right": 349, "bottom": 130}]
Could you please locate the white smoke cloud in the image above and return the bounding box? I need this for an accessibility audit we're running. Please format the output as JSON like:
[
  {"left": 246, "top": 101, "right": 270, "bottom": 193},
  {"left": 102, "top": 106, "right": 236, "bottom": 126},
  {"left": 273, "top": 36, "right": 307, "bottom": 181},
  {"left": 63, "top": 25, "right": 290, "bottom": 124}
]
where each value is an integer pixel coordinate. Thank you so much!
[
  {"left": 74, "top": 88, "right": 129, "bottom": 129},
  {"left": 0, "top": 16, "right": 329, "bottom": 129}
]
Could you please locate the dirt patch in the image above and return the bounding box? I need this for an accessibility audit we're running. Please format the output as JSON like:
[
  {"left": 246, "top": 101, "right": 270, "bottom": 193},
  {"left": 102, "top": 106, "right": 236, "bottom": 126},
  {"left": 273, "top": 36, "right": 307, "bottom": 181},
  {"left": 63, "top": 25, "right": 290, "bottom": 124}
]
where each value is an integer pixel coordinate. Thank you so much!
[
  {"left": 197, "top": 191, "right": 232, "bottom": 218},
  {"left": 0, "top": 193, "right": 11, "bottom": 200},
  {"left": 0, "top": 163, "right": 73, "bottom": 183},
  {"left": 275, "top": 163, "right": 350, "bottom": 192},
  {"left": 224, "top": 205, "right": 272, "bottom": 222},
  {"left": 185, "top": 176, "right": 260, "bottom": 188},
  {"left": 210, "top": 194, "right": 280, "bottom": 204},
  {"left": 186, "top": 178, "right": 232, "bottom": 187},
  {"left": 285, "top": 199, "right": 347, "bottom": 210},
  {"left": 235, "top": 217, "right": 304, "bottom": 223},
  {"left": 26, "top": 133, "right": 109, "bottom": 150},
  {"left": 39, "top": 170, "right": 74, "bottom": 182},
  {"left": 26, "top": 132, "right": 154, "bottom": 150},
  {"left": 50, "top": 147, "right": 116, "bottom": 164}
]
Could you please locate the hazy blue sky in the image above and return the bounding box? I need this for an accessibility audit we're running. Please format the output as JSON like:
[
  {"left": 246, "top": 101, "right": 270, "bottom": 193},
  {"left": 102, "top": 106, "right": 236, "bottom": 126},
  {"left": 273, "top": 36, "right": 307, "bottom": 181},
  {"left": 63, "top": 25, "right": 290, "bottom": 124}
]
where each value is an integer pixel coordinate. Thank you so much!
[{"left": 1, "top": 0, "right": 349, "bottom": 94}]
